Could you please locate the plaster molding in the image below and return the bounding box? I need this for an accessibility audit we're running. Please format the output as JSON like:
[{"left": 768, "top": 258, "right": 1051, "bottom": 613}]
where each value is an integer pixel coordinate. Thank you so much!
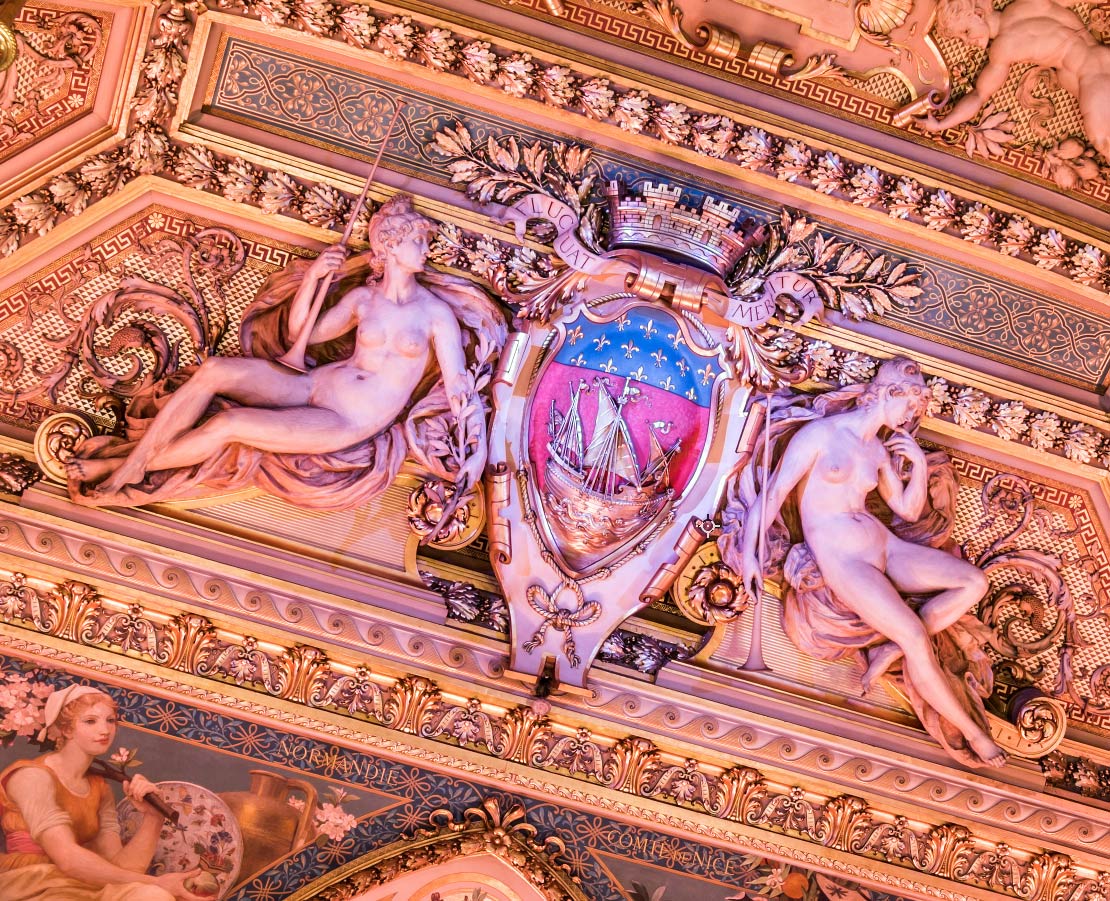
[
  {"left": 0, "top": 629, "right": 1006, "bottom": 901},
  {"left": 2, "top": 464, "right": 1109, "bottom": 865},
  {"left": 0, "top": 548, "right": 1107, "bottom": 893}
]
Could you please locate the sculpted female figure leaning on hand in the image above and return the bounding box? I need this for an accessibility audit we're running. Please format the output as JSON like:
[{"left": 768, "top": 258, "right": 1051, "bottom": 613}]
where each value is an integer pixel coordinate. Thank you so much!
[{"left": 722, "top": 358, "right": 1005, "bottom": 768}]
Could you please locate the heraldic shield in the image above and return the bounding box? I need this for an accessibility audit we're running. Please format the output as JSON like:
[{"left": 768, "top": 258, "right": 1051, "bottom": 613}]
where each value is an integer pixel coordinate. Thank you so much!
[
  {"left": 529, "top": 305, "right": 713, "bottom": 576},
  {"left": 489, "top": 287, "right": 754, "bottom": 691}
]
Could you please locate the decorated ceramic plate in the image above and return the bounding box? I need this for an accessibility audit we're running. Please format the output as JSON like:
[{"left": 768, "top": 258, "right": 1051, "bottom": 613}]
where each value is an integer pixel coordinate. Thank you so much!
[{"left": 118, "top": 780, "right": 243, "bottom": 899}]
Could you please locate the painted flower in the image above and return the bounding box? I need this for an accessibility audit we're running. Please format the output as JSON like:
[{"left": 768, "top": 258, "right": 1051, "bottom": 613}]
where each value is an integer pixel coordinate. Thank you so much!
[{"left": 314, "top": 803, "right": 358, "bottom": 842}]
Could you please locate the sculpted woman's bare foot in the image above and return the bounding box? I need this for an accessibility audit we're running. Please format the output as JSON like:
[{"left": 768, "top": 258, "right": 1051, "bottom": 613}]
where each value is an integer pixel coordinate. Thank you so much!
[
  {"left": 969, "top": 731, "right": 1007, "bottom": 768},
  {"left": 861, "top": 641, "right": 903, "bottom": 693},
  {"left": 94, "top": 454, "right": 151, "bottom": 495},
  {"left": 64, "top": 456, "right": 119, "bottom": 486}
]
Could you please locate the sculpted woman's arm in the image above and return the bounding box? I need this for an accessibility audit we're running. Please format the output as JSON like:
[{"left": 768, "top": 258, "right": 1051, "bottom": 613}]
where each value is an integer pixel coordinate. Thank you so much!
[
  {"left": 740, "top": 425, "right": 821, "bottom": 594},
  {"left": 286, "top": 246, "right": 350, "bottom": 344},
  {"left": 877, "top": 431, "right": 928, "bottom": 521},
  {"left": 429, "top": 303, "right": 469, "bottom": 417}
]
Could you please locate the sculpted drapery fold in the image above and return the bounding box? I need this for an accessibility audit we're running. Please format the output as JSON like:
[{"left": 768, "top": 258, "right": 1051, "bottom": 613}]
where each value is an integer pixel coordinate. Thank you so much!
[{"left": 719, "top": 359, "right": 1003, "bottom": 768}]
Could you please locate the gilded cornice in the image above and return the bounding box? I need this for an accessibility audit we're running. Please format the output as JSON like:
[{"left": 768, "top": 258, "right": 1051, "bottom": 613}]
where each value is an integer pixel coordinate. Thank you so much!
[
  {"left": 0, "top": 495, "right": 1108, "bottom": 886},
  {"left": 0, "top": 628, "right": 1010, "bottom": 901},
  {"left": 0, "top": 569, "right": 1106, "bottom": 901}
]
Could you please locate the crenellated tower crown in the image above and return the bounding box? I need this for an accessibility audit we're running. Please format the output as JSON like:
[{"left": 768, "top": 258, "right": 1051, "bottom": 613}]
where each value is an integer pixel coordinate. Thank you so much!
[{"left": 605, "top": 181, "right": 764, "bottom": 277}]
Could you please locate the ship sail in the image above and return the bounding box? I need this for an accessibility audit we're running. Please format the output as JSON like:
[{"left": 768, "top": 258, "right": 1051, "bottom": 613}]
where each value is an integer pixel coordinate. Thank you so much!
[
  {"left": 583, "top": 380, "right": 641, "bottom": 494},
  {"left": 542, "top": 373, "right": 682, "bottom": 572},
  {"left": 548, "top": 376, "right": 677, "bottom": 496},
  {"left": 549, "top": 380, "right": 587, "bottom": 469},
  {"left": 643, "top": 421, "right": 681, "bottom": 486}
]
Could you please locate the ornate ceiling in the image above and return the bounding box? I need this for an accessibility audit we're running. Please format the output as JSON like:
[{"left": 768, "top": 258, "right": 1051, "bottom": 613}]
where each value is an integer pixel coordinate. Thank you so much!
[{"left": 1, "top": 0, "right": 1109, "bottom": 898}]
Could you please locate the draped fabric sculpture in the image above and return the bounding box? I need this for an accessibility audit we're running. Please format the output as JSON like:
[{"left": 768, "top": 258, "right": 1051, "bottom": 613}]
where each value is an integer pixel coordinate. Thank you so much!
[
  {"left": 65, "top": 195, "right": 506, "bottom": 511},
  {"left": 720, "top": 358, "right": 1006, "bottom": 768}
]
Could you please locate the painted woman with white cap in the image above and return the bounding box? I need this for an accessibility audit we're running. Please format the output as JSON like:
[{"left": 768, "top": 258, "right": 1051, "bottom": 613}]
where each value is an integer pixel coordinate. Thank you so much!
[{"left": 0, "top": 684, "right": 207, "bottom": 900}]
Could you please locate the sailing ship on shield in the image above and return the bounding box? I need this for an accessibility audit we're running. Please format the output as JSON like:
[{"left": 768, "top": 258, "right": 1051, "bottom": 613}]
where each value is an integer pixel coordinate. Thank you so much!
[{"left": 544, "top": 375, "right": 681, "bottom": 571}]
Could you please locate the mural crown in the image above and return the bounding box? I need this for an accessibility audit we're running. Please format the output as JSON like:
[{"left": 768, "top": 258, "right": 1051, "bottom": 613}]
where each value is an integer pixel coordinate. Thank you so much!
[{"left": 604, "top": 180, "right": 758, "bottom": 277}]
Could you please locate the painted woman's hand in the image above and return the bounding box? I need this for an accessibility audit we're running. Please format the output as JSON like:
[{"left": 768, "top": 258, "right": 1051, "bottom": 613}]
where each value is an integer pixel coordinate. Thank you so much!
[
  {"left": 155, "top": 869, "right": 214, "bottom": 900},
  {"left": 123, "top": 774, "right": 161, "bottom": 818}
]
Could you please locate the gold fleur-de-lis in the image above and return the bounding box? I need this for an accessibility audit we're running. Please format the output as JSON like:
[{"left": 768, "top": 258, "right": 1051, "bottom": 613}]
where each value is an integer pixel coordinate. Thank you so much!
[
  {"left": 567, "top": 325, "right": 584, "bottom": 345},
  {"left": 676, "top": 359, "right": 690, "bottom": 376},
  {"left": 698, "top": 362, "right": 715, "bottom": 386},
  {"left": 600, "top": 358, "right": 618, "bottom": 373},
  {"left": 593, "top": 333, "right": 611, "bottom": 351},
  {"left": 639, "top": 319, "right": 658, "bottom": 339},
  {"left": 650, "top": 349, "right": 667, "bottom": 368},
  {"left": 621, "top": 339, "right": 639, "bottom": 359}
]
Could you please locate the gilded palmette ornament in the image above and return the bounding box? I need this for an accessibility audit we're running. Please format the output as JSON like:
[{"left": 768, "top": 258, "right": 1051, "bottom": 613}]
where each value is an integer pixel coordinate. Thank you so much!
[
  {"left": 44, "top": 580, "right": 101, "bottom": 643},
  {"left": 601, "top": 735, "right": 661, "bottom": 793},
  {"left": 383, "top": 675, "right": 442, "bottom": 733},
  {"left": 813, "top": 795, "right": 871, "bottom": 851},
  {"left": 919, "top": 824, "right": 975, "bottom": 877},
  {"left": 279, "top": 645, "right": 331, "bottom": 703},
  {"left": 163, "top": 612, "right": 216, "bottom": 673},
  {"left": 704, "top": 765, "right": 767, "bottom": 820},
  {"left": 491, "top": 704, "right": 552, "bottom": 763}
]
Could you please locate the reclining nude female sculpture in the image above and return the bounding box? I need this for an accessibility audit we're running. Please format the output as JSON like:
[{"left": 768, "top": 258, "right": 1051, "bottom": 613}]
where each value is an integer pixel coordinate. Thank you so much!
[
  {"left": 66, "top": 195, "right": 506, "bottom": 510},
  {"left": 720, "top": 358, "right": 1006, "bottom": 767}
]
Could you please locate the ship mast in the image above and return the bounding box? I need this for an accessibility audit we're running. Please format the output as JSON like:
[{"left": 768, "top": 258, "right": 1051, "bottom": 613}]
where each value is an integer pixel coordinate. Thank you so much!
[
  {"left": 583, "top": 378, "right": 642, "bottom": 495},
  {"left": 549, "top": 379, "right": 588, "bottom": 469}
]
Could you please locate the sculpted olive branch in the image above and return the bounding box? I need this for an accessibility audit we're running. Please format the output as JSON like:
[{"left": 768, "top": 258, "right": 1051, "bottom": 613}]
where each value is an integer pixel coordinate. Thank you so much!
[
  {"left": 729, "top": 209, "right": 924, "bottom": 323},
  {"left": 430, "top": 123, "right": 604, "bottom": 253}
]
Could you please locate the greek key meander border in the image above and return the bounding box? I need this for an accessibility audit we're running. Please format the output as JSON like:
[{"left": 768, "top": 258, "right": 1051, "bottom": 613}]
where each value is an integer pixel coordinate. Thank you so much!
[
  {"left": 3, "top": 0, "right": 1108, "bottom": 303},
  {"left": 0, "top": 567, "right": 1105, "bottom": 901}
]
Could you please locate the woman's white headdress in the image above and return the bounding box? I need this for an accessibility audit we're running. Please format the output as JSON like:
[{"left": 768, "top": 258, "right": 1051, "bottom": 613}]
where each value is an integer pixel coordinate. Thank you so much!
[{"left": 37, "top": 684, "right": 106, "bottom": 743}]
